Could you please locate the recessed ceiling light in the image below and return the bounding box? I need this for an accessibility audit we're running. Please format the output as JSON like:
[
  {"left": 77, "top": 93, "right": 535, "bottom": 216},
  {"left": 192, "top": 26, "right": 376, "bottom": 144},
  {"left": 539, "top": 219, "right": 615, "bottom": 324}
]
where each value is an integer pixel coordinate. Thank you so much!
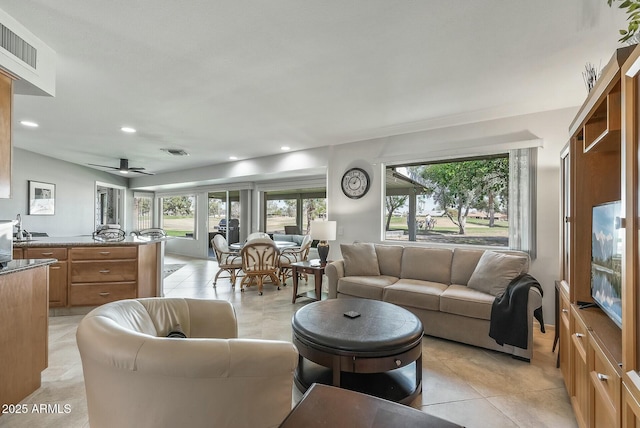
[
  {"left": 281, "top": 146, "right": 290, "bottom": 151},
  {"left": 121, "top": 126, "right": 136, "bottom": 133},
  {"left": 229, "top": 156, "right": 238, "bottom": 160},
  {"left": 20, "top": 120, "right": 39, "bottom": 128}
]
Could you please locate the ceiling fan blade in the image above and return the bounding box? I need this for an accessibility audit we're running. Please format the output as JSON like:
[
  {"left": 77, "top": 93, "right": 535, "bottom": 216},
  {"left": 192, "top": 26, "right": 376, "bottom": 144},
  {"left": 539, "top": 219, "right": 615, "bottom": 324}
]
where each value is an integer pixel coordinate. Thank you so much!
[
  {"left": 128, "top": 167, "right": 146, "bottom": 171},
  {"left": 133, "top": 170, "right": 155, "bottom": 176},
  {"left": 88, "top": 163, "right": 118, "bottom": 170}
]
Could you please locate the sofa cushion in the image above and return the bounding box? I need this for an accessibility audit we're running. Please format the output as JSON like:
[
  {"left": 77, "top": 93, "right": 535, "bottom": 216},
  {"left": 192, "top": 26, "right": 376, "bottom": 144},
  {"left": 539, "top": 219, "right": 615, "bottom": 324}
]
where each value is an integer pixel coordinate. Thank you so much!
[
  {"left": 400, "top": 247, "right": 453, "bottom": 284},
  {"left": 374, "top": 244, "right": 404, "bottom": 278},
  {"left": 467, "top": 251, "right": 527, "bottom": 296},
  {"left": 383, "top": 279, "right": 447, "bottom": 311},
  {"left": 450, "top": 248, "right": 485, "bottom": 285},
  {"left": 341, "top": 243, "right": 381, "bottom": 276},
  {"left": 440, "top": 284, "right": 495, "bottom": 320},
  {"left": 337, "top": 276, "right": 398, "bottom": 300}
]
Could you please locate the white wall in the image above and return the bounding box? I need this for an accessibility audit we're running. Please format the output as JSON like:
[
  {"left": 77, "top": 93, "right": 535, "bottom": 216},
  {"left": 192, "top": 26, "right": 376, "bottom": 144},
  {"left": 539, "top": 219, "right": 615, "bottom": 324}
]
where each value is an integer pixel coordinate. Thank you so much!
[
  {"left": 0, "top": 148, "right": 128, "bottom": 236},
  {"left": 327, "top": 107, "right": 577, "bottom": 325}
]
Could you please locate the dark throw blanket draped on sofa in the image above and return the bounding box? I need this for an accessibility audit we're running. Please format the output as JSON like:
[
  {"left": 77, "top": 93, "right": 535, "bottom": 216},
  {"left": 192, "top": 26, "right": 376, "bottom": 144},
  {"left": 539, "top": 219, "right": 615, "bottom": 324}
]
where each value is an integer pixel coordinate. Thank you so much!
[{"left": 489, "top": 273, "right": 544, "bottom": 350}]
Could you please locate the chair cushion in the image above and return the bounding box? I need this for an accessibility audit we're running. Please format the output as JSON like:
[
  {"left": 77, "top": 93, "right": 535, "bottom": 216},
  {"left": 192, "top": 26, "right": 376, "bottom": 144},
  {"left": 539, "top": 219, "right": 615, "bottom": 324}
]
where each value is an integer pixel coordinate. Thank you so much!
[
  {"left": 337, "top": 275, "right": 397, "bottom": 299},
  {"left": 467, "top": 251, "right": 528, "bottom": 296},
  {"left": 400, "top": 247, "right": 453, "bottom": 284},
  {"left": 341, "top": 243, "right": 381, "bottom": 276},
  {"left": 383, "top": 279, "right": 447, "bottom": 311},
  {"left": 440, "top": 284, "right": 495, "bottom": 320}
]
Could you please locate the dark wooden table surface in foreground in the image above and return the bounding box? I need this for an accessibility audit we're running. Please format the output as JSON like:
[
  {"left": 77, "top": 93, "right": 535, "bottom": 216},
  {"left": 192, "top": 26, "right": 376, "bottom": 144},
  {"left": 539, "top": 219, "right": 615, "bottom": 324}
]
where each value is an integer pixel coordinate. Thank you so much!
[{"left": 279, "top": 383, "right": 463, "bottom": 428}]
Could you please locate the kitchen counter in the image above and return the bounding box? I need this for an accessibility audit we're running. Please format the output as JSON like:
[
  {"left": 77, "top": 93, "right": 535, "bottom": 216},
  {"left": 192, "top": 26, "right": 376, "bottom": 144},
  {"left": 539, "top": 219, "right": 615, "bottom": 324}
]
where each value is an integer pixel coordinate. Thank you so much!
[
  {"left": 12, "top": 236, "right": 167, "bottom": 310},
  {"left": 0, "top": 258, "right": 56, "bottom": 275},
  {"left": 13, "top": 235, "right": 170, "bottom": 247}
]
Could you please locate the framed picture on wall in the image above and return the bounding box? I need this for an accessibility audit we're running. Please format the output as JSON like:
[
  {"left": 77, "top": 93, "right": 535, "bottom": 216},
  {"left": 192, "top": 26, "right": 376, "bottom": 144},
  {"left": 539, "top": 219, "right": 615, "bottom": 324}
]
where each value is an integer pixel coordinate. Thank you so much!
[{"left": 28, "top": 180, "right": 55, "bottom": 215}]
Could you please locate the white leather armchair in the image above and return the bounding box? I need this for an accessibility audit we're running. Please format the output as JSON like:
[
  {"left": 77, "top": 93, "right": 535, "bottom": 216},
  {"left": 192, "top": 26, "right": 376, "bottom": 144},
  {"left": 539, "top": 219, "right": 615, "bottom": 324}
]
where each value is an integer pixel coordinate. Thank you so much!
[{"left": 76, "top": 298, "right": 298, "bottom": 428}]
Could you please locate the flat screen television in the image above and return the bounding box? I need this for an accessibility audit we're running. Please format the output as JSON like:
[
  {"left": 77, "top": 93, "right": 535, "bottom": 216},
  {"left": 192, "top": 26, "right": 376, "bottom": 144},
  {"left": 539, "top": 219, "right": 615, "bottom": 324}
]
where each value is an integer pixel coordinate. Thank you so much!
[{"left": 591, "top": 200, "right": 623, "bottom": 328}]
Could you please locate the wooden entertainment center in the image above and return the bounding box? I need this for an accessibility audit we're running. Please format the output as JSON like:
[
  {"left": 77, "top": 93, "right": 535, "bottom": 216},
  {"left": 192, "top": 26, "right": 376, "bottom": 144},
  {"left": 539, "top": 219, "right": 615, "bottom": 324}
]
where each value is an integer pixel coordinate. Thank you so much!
[{"left": 560, "top": 44, "right": 640, "bottom": 427}]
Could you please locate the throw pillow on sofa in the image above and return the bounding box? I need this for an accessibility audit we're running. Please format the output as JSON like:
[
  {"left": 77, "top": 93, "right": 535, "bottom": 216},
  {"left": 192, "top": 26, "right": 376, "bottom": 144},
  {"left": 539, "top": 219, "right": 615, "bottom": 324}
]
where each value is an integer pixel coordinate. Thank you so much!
[
  {"left": 467, "top": 251, "right": 527, "bottom": 296},
  {"left": 341, "top": 243, "right": 381, "bottom": 276}
]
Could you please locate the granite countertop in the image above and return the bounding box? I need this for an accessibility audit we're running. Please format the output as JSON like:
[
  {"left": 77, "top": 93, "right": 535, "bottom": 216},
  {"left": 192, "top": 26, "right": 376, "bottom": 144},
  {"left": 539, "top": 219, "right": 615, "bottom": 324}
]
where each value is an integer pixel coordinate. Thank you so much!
[
  {"left": 0, "top": 259, "right": 57, "bottom": 276},
  {"left": 12, "top": 235, "right": 170, "bottom": 248}
]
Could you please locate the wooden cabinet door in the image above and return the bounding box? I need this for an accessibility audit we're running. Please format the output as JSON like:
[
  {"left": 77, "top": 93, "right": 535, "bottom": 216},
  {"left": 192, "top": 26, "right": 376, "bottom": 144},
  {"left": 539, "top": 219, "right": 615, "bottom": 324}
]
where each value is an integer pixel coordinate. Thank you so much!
[
  {"left": 48, "top": 261, "right": 68, "bottom": 308},
  {"left": 560, "top": 290, "right": 571, "bottom": 391}
]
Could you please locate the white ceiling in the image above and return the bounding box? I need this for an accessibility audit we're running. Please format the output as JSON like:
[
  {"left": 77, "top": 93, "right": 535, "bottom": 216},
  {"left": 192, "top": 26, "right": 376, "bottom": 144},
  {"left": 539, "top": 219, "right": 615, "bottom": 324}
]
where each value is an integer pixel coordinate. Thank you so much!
[{"left": 0, "top": 1, "right": 630, "bottom": 176}]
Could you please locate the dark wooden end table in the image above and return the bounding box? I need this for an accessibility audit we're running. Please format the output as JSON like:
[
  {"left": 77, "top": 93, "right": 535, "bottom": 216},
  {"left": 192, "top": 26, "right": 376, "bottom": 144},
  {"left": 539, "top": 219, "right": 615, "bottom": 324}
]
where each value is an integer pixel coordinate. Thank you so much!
[
  {"left": 280, "top": 383, "right": 461, "bottom": 428},
  {"left": 291, "top": 298, "right": 424, "bottom": 404},
  {"left": 291, "top": 260, "right": 329, "bottom": 303}
]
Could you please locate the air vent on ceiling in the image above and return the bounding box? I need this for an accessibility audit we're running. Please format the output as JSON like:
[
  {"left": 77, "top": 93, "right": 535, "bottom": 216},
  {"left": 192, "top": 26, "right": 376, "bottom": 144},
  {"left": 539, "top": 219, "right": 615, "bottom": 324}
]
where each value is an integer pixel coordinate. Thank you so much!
[
  {"left": 0, "top": 22, "right": 36, "bottom": 69},
  {"left": 162, "top": 148, "right": 189, "bottom": 156}
]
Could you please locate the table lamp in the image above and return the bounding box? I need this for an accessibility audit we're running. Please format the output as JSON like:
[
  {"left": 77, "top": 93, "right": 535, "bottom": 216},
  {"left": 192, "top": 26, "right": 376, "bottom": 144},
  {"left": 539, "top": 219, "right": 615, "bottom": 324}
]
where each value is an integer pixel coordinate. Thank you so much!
[{"left": 310, "top": 220, "right": 336, "bottom": 265}]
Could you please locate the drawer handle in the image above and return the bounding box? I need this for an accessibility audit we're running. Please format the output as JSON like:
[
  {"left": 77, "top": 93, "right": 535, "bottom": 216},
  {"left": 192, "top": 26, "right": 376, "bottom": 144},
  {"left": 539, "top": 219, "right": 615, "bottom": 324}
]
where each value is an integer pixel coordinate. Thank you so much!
[
  {"left": 50, "top": 266, "right": 60, "bottom": 270},
  {"left": 41, "top": 252, "right": 54, "bottom": 256},
  {"left": 575, "top": 333, "right": 585, "bottom": 339},
  {"left": 99, "top": 251, "right": 111, "bottom": 255},
  {"left": 98, "top": 292, "right": 110, "bottom": 297},
  {"left": 99, "top": 269, "right": 111, "bottom": 274},
  {"left": 395, "top": 359, "right": 402, "bottom": 367},
  {"left": 597, "top": 373, "right": 609, "bottom": 382},
  {"left": 562, "top": 309, "right": 568, "bottom": 314}
]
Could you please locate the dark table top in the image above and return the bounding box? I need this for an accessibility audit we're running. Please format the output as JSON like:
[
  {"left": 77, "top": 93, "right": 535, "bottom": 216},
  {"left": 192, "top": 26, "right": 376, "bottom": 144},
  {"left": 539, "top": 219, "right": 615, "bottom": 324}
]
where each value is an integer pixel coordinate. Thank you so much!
[
  {"left": 292, "top": 298, "right": 423, "bottom": 355},
  {"left": 279, "top": 383, "right": 462, "bottom": 428}
]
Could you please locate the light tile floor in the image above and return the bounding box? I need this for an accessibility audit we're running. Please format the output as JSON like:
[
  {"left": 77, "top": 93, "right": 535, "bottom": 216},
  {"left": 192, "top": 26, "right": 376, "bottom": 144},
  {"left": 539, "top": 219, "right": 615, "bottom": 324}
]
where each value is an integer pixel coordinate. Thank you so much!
[{"left": 0, "top": 254, "right": 578, "bottom": 428}]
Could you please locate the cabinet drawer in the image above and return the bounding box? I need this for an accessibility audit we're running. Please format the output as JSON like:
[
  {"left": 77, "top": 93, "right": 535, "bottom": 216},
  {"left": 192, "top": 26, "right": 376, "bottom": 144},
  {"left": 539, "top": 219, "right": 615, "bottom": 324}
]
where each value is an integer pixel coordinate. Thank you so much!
[
  {"left": 71, "top": 260, "right": 137, "bottom": 283},
  {"left": 69, "top": 282, "right": 136, "bottom": 306},
  {"left": 560, "top": 294, "right": 570, "bottom": 328},
  {"left": 590, "top": 337, "right": 621, "bottom": 418},
  {"left": 70, "top": 246, "right": 137, "bottom": 260},
  {"left": 25, "top": 247, "right": 68, "bottom": 261},
  {"left": 571, "top": 306, "right": 588, "bottom": 363}
]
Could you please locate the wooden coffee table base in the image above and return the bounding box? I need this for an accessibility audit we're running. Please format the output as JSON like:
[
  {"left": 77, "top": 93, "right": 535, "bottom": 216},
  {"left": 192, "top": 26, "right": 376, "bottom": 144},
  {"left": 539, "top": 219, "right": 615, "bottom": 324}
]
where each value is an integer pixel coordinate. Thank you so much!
[{"left": 293, "top": 335, "right": 422, "bottom": 405}]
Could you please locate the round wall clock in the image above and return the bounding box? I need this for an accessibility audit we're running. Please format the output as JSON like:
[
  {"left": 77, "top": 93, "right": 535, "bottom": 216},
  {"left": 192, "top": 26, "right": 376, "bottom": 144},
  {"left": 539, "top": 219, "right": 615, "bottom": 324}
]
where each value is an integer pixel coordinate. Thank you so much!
[{"left": 341, "top": 167, "right": 370, "bottom": 199}]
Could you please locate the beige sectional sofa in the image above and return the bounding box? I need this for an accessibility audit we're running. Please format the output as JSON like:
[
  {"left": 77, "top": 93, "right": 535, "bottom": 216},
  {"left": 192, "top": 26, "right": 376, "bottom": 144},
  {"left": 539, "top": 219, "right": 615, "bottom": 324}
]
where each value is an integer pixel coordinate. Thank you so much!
[{"left": 325, "top": 243, "right": 542, "bottom": 360}]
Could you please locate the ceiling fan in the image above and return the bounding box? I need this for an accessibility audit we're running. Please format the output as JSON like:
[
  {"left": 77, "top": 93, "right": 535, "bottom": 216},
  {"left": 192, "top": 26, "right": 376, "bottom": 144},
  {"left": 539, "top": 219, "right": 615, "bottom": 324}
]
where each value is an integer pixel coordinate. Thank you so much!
[{"left": 88, "top": 158, "right": 154, "bottom": 175}]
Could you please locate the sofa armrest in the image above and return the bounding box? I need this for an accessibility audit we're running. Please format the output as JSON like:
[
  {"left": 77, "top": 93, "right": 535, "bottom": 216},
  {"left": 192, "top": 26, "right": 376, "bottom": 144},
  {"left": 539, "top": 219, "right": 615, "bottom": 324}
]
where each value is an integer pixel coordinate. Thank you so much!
[{"left": 325, "top": 260, "right": 345, "bottom": 299}]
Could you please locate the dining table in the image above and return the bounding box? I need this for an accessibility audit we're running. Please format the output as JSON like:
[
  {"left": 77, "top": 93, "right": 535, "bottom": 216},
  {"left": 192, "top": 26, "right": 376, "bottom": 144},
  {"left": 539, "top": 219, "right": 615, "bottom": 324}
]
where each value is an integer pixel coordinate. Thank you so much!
[{"left": 229, "top": 240, "right": 297, "bottom": 251}]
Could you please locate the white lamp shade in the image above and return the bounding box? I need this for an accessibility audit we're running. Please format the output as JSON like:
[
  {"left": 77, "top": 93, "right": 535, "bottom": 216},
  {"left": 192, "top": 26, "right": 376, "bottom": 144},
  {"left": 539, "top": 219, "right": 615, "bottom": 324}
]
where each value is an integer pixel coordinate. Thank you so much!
[{"left": 310, "top": 220, "right": 337, "bottom": 241}]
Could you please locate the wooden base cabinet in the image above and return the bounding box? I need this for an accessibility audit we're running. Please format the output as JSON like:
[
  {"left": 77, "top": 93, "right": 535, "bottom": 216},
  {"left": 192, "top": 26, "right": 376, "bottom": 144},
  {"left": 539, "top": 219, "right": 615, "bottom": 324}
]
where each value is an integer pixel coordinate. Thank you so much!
[
  {"left": 14, "top": 241, "right": 160, "bottom": 309},
  {"left": 13, "top": 247, "right": 68, "bottom": 308},
  {"left": 24, "top": 248, "right": 68, "bottom": 308},
  {"left": 559, "top": 284, "right": 571, "bottom": 392},
  {"left": 590, "top": 334, "right": 622, "bottom": 428},
  {"left": 571, "top": 306, "right": 590, "bottom": 428},
  {"left": 623, "top": 372, "right": 640, "bottom": 428}
]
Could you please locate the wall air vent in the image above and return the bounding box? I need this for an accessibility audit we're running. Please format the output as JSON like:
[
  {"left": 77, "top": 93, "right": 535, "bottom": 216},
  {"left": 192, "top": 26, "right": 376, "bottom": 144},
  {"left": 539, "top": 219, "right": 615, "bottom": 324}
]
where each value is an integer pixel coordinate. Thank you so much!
[{"left": 0, "top": 22, "right": 36, "bottom": 69}]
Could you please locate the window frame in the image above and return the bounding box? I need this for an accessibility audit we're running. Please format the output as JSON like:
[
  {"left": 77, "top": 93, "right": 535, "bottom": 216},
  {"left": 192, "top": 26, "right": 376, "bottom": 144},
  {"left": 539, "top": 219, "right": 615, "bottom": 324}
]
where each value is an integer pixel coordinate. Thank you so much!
[
  {"left": 382, "top": 148, "right": 536, "bottom": 256},
  {"left": 160, "top": 193, "right": 197, "bottom": 240}
]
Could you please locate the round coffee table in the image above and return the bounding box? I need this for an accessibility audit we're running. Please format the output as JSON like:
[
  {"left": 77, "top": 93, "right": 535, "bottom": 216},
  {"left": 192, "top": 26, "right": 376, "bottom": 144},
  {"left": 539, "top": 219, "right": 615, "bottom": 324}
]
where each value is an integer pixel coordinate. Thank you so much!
[{"left": 292, "top": 298, "right": 423, "bottom": 404}]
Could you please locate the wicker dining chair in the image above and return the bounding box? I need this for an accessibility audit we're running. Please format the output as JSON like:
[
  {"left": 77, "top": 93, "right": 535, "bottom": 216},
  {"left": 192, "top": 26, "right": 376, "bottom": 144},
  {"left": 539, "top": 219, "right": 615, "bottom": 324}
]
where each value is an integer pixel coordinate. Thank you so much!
[
  {"left": 240, "top": 238, "right": 280, "bottom": 295},
  {"left": 212, "top": 234, "right": 242, "bottom": 287},
  {"left": 278, "top": 234, "right": 312, "bottom": 284}
]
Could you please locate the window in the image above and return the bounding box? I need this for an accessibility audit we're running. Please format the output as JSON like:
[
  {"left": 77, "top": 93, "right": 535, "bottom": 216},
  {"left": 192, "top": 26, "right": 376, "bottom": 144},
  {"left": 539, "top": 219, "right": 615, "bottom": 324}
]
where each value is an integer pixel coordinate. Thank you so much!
[
  {"left": 161, "top": 194, "right": 196, "bottom": 238},
  {"left": 384, "top": 148, "right": 536, "bottom": 254},
  {"left": 263, "top": 188, "right": 326, "bottom": 234},
  {"left": 209, "top": 190, "right": 241, "bottom": 244},
  {"left": 133, "top": 193, "right": 153, "bottom": 231},
  {"left": 266, "top": 198, "right": 297, "bottom": 234}
]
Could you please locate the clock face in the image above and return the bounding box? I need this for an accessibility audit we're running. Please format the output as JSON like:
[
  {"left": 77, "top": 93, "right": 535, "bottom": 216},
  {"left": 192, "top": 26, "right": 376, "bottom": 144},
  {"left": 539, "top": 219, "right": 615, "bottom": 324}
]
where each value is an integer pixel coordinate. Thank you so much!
[{"left": 341, "top": 168, "right": 370, "bottom": 199}]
